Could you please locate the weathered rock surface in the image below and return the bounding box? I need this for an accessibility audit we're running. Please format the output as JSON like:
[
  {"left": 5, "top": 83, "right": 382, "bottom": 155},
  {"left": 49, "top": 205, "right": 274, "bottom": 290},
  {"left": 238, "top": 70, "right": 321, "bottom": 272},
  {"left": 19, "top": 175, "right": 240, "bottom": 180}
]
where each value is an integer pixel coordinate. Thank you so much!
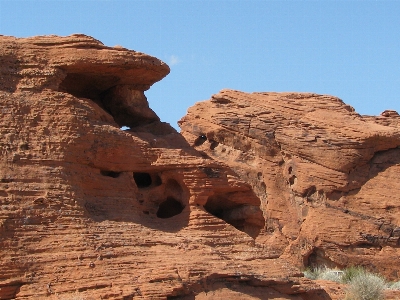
[
  {"left": 0, "top": 35, "right": 329, "bottom": 299},
  {"left": 179, "top": 89, "right": 400, "bottom": 280}
]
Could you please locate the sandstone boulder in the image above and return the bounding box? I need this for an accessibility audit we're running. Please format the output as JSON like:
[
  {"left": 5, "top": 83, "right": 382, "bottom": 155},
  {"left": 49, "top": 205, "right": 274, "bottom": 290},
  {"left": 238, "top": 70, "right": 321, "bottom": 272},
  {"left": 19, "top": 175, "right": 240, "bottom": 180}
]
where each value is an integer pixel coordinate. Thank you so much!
[
  {"left": 179, "top": 89, "right": 400, "bottom": 280},
  {"left": 0, "top": 36, "right": 328, "bottom": 299}
]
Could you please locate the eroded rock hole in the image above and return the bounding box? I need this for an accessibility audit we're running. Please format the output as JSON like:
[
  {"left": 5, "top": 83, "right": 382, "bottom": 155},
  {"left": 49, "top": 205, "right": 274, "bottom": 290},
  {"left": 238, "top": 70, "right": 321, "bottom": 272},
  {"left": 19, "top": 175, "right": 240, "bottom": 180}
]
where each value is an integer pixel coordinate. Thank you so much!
[
  {"left": 194, "top": 135, "right": 207, "bottom": 146},
  {"left": 209, "top": 140, "right": 219, "bottom": 150},
  {"left": 204, "top": 195, "right": 264, "bottom": 238},
  {"left": 289, "top": 175, "right": 297, "bottom": 186},
  {"left": 133, "top": 173, "right": 162, "bottom": 188},
  {"left": 305, "top": 247, "right": 335, "bottom": 269},
  {"left": 59, "top": 73, "right": 159, "bottom": 128},
  {"left": 59, "top": 73, "right": 119, "bottom": 105},
  {"left": 156, "top": 197, "right": 185, "bottom": 218},
  {"left": 134, "top": 173, "right": 152, "bottom": 188},
  {"left": 100, "top": 170, "right": 121, "bottom": 178}
]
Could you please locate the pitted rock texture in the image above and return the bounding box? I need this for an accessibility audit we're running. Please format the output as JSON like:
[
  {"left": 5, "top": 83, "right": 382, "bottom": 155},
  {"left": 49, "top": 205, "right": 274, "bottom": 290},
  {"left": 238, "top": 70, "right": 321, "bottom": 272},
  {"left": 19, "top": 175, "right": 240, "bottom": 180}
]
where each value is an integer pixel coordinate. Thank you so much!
[
  {"left": 179, "top": 89, "right": 400, "bottom": 280},
  {"left": 0, "top": 35, "right": 329, "bottom": 299}
]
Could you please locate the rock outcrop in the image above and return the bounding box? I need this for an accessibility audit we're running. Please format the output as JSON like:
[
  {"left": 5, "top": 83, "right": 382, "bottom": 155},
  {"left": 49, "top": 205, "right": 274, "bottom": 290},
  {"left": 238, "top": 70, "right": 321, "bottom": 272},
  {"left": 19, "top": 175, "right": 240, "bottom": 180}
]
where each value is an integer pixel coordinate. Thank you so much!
[
  {"left": 179, "top": 90, "right": 400, "bottom": 280},
  {"left": 0, "top": 35, "right": 329, "bottom": 299}
]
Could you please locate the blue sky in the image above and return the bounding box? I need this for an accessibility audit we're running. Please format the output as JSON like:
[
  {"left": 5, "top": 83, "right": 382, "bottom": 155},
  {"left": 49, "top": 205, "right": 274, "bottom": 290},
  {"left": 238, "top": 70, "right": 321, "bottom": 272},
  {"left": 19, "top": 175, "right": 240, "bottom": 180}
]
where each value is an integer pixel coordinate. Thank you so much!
[{"left": 1, "top": 0, "right": 399, "bottom": 129}]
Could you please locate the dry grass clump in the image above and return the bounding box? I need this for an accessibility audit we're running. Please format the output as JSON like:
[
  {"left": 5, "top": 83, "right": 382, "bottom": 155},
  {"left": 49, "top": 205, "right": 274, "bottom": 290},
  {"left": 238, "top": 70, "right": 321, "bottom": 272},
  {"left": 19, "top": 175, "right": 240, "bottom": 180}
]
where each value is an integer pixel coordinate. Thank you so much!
[
  {"left": 303, "top": 266, "right": 343, "bottom": 283},
  {"left": 345, "top": 271, "right": 385, "bottom": 300},
  {"left": 304, "top": 265, "right": 389, "bottom": 300},
  {"left": 387, "top": 281, "right": 400, "bottom": 290}
]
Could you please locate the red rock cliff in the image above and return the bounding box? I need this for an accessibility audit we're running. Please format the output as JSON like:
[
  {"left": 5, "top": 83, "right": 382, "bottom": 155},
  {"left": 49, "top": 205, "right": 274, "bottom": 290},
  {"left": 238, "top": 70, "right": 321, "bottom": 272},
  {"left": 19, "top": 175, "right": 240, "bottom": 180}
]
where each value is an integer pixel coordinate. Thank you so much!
[
  {"left": 179, "top": 89, "right": 400, "bottom": 280},
  {"left": 0, "top": 35, "right": 329, "bottom": 299}
]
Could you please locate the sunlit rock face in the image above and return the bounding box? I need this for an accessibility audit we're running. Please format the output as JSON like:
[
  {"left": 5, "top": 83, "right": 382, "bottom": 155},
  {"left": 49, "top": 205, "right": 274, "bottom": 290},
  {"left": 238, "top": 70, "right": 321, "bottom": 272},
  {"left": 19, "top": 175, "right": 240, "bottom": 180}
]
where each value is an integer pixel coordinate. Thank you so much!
[
  {"left": 0, "top": 35, "right": 329, "bottom": 299},
  {"left": 180, "top": 89, "right": 400, "bottom": 280}
]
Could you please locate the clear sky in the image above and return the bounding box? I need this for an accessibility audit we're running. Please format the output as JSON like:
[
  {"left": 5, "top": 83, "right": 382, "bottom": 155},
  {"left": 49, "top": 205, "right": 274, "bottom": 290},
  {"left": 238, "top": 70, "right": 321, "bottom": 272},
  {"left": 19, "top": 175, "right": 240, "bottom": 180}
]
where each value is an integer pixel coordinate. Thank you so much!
[{"left": 1, "top": 0, "right": 399, "bottom": 129}]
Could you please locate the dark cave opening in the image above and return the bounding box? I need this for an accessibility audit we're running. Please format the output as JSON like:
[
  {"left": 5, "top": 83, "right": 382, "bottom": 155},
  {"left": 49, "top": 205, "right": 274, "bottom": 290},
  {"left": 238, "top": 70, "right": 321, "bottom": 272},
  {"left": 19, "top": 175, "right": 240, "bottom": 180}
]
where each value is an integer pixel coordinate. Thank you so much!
[
  {"left": 133, "top": 173, "right": 153, "bottom": 188},
  {"left": 133, "top": 172, "right": 162, "bottom": 188},
  {"left": 59, "top": 73, "right": 159, "bottom": 128},
  {"left": 156, "top": 197, "right": 185, "bottom": 219},
  {"left": 58, "top": 72, "right": 119, "bottom": 108},
  {"left": 305, "top": 247, "right": 336, "bottom": 269},
  {"left": 204, "top": 195, "right": 264, "bottom": 238}
]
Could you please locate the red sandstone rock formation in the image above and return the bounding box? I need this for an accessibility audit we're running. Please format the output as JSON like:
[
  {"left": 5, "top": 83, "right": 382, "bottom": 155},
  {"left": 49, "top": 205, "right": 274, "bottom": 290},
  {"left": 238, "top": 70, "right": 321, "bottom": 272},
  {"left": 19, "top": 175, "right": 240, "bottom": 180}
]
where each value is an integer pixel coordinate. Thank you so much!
[
  {"left": 179, "top": 89, "right": 400, "bottom": 280},
  {"left": 0, "top": 35, "right": 328, "bottom": 299}
]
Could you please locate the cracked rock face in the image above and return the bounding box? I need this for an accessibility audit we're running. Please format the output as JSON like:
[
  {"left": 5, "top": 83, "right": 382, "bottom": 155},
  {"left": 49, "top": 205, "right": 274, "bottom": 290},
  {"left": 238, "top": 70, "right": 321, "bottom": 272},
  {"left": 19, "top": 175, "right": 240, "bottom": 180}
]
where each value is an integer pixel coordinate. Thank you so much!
[
  {"left": 0, "top": 35, "right": 330, "bottom": 299},
  {"left": 179, "top": 89, "right": 400, "bottom": 280}
]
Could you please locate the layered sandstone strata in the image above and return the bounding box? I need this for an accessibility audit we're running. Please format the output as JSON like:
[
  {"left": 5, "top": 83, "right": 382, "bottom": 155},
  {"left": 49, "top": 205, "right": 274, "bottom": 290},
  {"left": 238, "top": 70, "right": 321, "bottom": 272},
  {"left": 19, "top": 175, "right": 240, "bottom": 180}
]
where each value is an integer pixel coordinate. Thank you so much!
[
  {"left": 0, "top": 35, "right": 327, "bottom": 299},
  {"left": 179, "top": 89, "right": 400, "bottom": 280}
]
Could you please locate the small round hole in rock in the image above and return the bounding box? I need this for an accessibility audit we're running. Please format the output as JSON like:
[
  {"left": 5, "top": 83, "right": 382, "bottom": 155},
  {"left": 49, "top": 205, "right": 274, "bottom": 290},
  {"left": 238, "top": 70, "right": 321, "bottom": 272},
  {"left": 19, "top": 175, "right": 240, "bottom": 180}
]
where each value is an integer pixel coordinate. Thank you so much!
[
  {"left": 289, "top": 175, "right": 297, "bottom": 186},
  {"left": 133, "top": 173, "right": 152, "bottom": 188},
  {"left": 100, "top": 170, "right": 121, "bottom": 178},
  {"left": 194, "top": 135, "right": 207, "bottom": 146},
  {"left": 209, "top": 140, "right": 219, "bottom": 150},
  {"left": 156, "top": 197, "right": 184, "bottom": 219}
]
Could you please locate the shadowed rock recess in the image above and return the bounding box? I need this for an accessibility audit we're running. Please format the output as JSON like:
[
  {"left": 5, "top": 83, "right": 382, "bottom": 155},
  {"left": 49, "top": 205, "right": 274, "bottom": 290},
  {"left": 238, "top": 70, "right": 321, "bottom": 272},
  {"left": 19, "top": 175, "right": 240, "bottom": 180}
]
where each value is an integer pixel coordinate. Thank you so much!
[
  {"left": 0, "top": 35, "right": 330, "bottom": 299},
  {"left": 179, "top": 89, "right": 400, "bottom": 281}
]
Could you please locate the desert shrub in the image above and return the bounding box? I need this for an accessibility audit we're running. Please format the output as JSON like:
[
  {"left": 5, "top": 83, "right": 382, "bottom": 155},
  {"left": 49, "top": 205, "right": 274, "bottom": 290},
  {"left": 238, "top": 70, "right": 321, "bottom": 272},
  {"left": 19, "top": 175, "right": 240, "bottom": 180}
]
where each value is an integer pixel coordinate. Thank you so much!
[
  {"left": 341, "top": 266, "right": 366, "bottom": 284},
  {"left": 345, "top": 272, "right": 386, "bottom": 300},
  {"left": 303, "top": 266, "right": 343, "bottom": 283},
  {"left": 303, "top": 266, "right": 327, "bottom": 280},
  {"left": 387, "top": 281, "right": 400, "bottom": 290},
  {"left": 304, "top": 264, "right": 398, "bottom": 299},
  {"left": 319, "top": 269, "right": 343, "bottom": 283}
]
